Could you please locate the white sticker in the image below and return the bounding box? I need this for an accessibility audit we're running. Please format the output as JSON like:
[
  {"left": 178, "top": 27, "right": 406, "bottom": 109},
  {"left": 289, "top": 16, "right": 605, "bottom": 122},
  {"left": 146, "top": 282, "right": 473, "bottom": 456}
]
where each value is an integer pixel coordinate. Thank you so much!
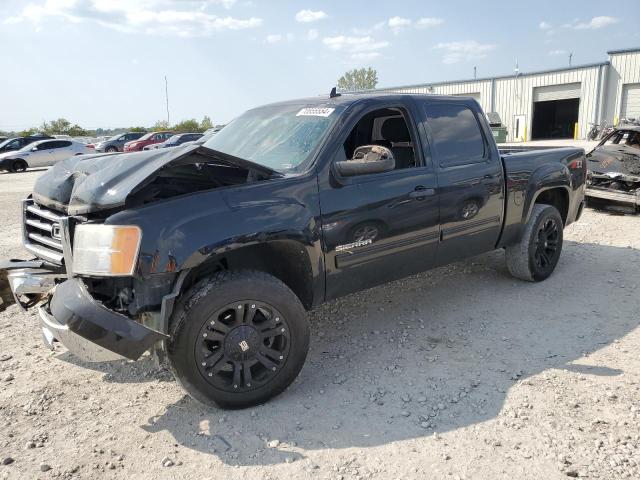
[{"left": 296, "top": 107, "right": 335, "bottom": 117}]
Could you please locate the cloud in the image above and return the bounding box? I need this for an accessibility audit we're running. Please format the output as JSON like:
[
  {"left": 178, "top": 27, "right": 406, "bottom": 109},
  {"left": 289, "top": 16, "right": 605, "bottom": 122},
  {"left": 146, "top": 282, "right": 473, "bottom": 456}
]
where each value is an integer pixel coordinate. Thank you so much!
[
  {"left": 295, "top": 9, "right": 327, "bottom": 23},
  {"left": 265, "top": 33, "right": 283, "bottom": 44},
  {"left": 265, "top": 32, "right": 294, "bottom": 44},
  {"left": 548, "top": 49, "right": 567, "bottom": 56},
  {"left": 539, "top": 21, "right": 552, "bottom": 30},
  {"left": 306, "top": 28, "right": 318, "bottom": 40},
  {"left": 388, "top": 16, "right": 411, "bottom": 33},
  {"left": 351, "top": 52, "right": 381, "bottom": 61},
  {"left": 7, "top": 0, "right": 262, "bottom": 36},
  {"left": 568, "top": 16, "right": 619, "bottom": 29},
  {"left": 416, "top": 17, "right": 444, "bottom": 28},
  {"left": 434, "top": 40, "right": 497, "bottom": 64},
  {"left": 323, "top": 35, "right": 390, "bottom": 53}
]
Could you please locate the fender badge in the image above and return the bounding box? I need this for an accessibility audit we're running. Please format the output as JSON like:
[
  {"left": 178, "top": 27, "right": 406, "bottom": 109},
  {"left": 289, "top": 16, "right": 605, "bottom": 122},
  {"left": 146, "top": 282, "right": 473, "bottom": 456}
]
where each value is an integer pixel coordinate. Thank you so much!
[{"left": 336, "top": 239, "right": 373, "bottom": 252}]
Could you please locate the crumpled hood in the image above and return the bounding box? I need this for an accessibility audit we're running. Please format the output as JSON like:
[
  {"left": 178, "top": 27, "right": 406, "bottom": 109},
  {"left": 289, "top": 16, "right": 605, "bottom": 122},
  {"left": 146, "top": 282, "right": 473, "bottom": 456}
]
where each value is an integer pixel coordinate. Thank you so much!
[
  {"left": 587, "top": 145, "right": 640, "bottom": 177},
  {"left": 32, "top": 144, "right": 279, "bottom": 215}
]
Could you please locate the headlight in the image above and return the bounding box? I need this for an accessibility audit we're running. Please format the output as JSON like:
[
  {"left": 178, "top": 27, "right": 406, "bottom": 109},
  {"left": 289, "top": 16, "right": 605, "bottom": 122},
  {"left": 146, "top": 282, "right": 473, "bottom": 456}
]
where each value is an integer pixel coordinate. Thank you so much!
[{"left": 73, "top": 225, "right": 142, "bottom": 276}]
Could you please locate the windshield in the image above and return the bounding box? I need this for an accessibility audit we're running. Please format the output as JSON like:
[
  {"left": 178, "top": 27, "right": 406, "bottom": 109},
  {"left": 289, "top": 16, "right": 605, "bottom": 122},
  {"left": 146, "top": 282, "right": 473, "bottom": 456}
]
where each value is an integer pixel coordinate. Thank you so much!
[
  {"left": 138, "top": 132, "right": 154, "bottom": 141},
  {"left": 0, "top": 139, "right": 12, "bottom": 149},
  {"left": 166, "top": 135, "right": 181, "bottom": 143},
  {"left": 203, "top": 104, "right": 341, "bottom": 172}
]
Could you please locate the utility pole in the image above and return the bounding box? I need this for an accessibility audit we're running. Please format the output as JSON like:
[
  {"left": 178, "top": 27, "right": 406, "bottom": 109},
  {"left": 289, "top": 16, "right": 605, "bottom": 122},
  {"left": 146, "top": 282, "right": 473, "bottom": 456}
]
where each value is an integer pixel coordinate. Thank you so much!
[
  {"left": 164, "top": 75, "right": 170, "bottom": 126},
  {"left": 473, "top": 66, "right": 477, "bottom": 79},
  {"left": 569, "top": 53, "right": 573, "bottom": 67}
]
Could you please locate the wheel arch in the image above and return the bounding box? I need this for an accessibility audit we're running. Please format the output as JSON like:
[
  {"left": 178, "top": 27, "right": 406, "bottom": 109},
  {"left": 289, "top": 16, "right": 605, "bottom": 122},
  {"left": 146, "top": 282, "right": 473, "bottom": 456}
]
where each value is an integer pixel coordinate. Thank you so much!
[{"left": 180, "top": 239, "right": 317, "bottom": 311}]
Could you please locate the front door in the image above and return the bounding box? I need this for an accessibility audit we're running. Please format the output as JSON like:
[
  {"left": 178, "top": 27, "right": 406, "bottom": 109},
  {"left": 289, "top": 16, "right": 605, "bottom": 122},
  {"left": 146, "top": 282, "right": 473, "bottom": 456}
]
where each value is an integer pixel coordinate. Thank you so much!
[{"left": 319, "top": 103, "right": 440, "bottom": 300}]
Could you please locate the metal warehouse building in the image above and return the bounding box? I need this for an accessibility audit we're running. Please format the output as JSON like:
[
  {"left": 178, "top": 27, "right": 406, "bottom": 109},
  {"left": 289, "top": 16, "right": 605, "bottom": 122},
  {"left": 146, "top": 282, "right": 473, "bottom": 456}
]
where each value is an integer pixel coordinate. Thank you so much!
[{"left": 377, "top": 47, "right": 640, "bottom": 142}]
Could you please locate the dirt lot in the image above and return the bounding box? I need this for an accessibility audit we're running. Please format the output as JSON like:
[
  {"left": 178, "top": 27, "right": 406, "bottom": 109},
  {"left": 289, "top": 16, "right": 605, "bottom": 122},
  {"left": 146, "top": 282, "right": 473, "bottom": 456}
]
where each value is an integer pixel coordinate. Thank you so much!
[{"left": 1, "top": 169, "right": 639, "bottom": 480}]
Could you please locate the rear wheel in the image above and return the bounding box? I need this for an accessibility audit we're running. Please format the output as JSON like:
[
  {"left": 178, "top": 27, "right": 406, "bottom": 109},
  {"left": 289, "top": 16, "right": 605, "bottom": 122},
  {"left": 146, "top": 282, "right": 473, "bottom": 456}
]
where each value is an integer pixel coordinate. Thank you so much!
[
  {"left": 106, "top": 146, "right": 118, "bottom": 153},
  {"left": 506, "top": 204, "right": 563, "bottom": 282},
  {"left": 168, "top": 270, "right": 309, "bottom": 408},
  {"left": 11, "top": 159, "right": 28, "bottom": 173}
]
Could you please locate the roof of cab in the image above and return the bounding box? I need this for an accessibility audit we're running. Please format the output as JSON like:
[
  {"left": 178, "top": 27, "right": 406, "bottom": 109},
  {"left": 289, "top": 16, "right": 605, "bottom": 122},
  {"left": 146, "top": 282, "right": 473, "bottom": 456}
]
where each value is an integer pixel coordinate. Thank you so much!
[{"left": 258, "top": 92, "right": 475, "bottom": 109}]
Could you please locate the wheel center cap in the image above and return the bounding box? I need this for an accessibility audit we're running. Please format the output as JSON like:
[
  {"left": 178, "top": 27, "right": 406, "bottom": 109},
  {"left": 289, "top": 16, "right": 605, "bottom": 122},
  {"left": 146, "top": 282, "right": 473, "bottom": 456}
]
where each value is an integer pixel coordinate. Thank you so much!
[{"left": 224, "top": 325, "right": 261, "bottom": 361}]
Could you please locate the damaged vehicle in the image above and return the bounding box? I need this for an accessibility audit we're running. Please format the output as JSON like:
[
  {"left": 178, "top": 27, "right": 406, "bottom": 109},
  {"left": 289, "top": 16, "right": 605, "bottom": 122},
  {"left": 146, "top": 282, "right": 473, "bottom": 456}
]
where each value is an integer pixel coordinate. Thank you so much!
[
  {"left": 0, "top": 93, "right": 586, "bottom": 408},
  {"left": 586, "top": 126, "right": 640, "bottom": 213}
]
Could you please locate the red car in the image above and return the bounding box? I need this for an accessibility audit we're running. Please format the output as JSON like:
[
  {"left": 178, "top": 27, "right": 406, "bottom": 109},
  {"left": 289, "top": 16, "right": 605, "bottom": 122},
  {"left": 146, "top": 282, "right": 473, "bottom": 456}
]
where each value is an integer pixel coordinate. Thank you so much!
[{"left": 123, "top": 131, "right": 174, "bottom": 152}]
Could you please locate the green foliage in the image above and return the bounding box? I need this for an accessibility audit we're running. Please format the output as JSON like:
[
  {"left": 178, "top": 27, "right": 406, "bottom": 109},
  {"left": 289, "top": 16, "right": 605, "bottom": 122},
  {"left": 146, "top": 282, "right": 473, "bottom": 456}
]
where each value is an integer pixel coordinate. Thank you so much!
[
  {"left": 200, "top": 115, "right": 213, "bottom": 131},
  {"left": 128, "top": 126, "right": 147, "bottom": 133},
  {"left": 337, "top": 67, "right": 379, "bottom": 92},
  {"left": 151, "top": 120, "right": 171, "bottom": 131},
  {"left": 172, "top": 118, "right": 201, "bottom": 133}
]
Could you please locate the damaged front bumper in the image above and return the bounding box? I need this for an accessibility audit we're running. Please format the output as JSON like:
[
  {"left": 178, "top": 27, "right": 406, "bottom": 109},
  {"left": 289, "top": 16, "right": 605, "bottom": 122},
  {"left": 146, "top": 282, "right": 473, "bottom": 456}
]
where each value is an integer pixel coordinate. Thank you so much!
[
  {"left": 1, "top": 260, "right": 168, "bottom": 362},
  {"left": 586, "top": 172, "right": 640, "bottom": 208}
]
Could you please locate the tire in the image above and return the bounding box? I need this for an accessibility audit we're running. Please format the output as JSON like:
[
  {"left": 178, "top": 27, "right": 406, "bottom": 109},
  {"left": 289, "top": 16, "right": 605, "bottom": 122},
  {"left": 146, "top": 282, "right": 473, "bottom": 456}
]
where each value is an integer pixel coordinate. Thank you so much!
[
  {"left": 505, "top": 204, "right": 563, "bottom": 282},
  {"left": 167, "top": 270, "right": 309, "bottom": 409},
  {"left": 11, "top": 159, "right": 28, "bottom": 173},
  {"left": 105, "top": 146, "right": 118, "bottom": 153}
]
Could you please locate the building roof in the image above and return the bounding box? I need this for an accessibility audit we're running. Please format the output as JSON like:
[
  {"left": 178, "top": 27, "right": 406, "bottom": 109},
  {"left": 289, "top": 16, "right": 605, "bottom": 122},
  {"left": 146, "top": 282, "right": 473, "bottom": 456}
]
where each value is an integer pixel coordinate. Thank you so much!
[
  {"left": 372, "top": 61, "right": 610, "bottom": 92},
  {"left": 607, "top": 47, "right": 640, "bottom": 55}
]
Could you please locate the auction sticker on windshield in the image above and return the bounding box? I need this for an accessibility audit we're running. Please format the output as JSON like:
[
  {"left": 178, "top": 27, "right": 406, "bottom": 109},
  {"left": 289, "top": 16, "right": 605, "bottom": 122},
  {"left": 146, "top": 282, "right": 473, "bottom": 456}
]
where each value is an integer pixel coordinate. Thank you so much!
[{"left": 296, "top": 107, "right": 335, "bottom": 117}]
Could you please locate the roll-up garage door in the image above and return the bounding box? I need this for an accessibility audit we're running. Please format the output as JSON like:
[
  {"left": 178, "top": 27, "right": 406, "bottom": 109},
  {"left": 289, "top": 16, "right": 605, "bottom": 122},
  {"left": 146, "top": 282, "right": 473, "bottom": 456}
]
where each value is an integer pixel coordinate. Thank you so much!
[
  {"left": 621, "top": 84, "right": 640, "bottom": 119},
  {"left": 533, "top": 83, "right": 581, "bottom": 102}
]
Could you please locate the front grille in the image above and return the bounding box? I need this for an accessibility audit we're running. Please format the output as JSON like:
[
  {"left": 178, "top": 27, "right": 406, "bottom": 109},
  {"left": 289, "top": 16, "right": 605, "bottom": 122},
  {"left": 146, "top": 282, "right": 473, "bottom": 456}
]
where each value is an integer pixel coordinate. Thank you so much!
[{"left": 23, "top": 200, "right": 66, "bottom": 265}]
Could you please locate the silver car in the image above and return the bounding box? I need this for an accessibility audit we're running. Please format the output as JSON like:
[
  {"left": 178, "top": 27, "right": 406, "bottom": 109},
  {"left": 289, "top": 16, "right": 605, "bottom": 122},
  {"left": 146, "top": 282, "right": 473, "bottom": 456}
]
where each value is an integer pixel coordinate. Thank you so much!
[{"left": 0, "top": 139, "right": 91, "bottom": 173}]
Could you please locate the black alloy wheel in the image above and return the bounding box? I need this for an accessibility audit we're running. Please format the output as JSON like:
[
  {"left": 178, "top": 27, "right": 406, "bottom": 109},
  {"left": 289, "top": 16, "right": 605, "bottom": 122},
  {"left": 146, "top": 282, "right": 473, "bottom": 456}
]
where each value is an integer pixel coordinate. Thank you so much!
[
  {"left": 195, "top": 300, "right": 291, "bottom": 392},
  {"left": 534, "top": 217, "right": 560, "bottom": 271}
]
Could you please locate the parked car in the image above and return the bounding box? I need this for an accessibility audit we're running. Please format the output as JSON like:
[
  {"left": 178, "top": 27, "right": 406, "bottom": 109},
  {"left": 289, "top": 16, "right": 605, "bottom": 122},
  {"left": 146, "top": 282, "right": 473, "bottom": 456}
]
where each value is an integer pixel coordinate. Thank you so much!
[
  {"left": 0, "top": 139, "right": 91, "bottom": 172},
  {"left": 143, "top": 133, "right": 204, "bottom": 150},
  {"left": 0, "top": 93, "right": 586, "bottom": 408},
  {"left": 0, "top": 135, "right": 53, "bottom": 154},
  {"left": 585, "top": 126, "right": 640, "bottom": 212},
  {"left": 123, "top": 131, "right": 173, "bottom": 152},
  {"left": 94, "top": 132, "right": 145, "bottom": 153}
]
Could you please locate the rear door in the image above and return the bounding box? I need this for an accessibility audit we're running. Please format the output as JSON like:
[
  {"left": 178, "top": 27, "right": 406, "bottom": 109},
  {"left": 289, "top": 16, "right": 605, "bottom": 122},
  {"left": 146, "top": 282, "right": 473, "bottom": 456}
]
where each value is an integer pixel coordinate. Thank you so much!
[
  {"left": 421, "top": 99, "right": 504, "bottom": 265},
  {"left": 30, "top": 141, "right": 57, "bottom": 167}
]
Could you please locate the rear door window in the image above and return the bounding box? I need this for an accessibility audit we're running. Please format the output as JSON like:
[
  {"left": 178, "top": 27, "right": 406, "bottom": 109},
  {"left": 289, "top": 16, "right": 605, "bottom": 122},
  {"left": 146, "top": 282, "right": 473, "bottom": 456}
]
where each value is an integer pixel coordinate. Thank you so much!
[{"left": 425, "top": 103, "right": 487, "bottom": 167}]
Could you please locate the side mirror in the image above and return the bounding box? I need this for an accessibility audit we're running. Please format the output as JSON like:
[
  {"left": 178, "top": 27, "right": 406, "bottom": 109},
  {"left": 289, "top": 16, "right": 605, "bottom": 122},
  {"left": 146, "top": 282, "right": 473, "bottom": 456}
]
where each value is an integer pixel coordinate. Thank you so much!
[{"left": 335, "top": 145, "right": 395, "bottom": 177}]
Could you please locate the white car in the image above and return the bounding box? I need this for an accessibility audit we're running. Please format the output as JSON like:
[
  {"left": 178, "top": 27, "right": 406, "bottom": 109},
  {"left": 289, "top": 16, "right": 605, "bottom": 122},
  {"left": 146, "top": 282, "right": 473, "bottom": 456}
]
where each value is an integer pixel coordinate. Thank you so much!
[{"left": 0, "top": 139, "right": 91, "bottom": 173}]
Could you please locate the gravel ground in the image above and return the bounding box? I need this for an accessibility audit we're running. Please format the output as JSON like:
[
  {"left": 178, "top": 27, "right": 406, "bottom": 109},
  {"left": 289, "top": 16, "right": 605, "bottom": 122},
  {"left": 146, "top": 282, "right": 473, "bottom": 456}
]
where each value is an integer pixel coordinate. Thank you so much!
[{"left": 1, "top": 169, "right": 639, "bottom": 480}]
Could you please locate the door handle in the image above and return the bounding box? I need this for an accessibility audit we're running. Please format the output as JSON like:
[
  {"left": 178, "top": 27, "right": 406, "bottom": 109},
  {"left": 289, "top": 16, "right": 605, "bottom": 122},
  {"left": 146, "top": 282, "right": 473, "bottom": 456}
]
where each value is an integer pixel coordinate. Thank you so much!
[{"left": 409, "top": 187, "right": 435, "bottom": 199}]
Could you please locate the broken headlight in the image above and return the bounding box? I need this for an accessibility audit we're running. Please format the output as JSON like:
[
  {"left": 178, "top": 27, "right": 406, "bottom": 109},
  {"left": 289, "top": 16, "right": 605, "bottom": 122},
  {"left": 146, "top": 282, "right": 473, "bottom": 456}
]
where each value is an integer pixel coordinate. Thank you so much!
[{"left": 73, "top": 225, "right": 142, "bottom": 276}]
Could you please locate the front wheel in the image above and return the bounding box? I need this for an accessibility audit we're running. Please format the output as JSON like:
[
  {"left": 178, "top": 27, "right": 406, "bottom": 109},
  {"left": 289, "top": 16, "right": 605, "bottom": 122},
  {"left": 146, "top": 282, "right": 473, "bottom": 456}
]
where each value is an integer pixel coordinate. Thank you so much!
[
  {"left": 106, "top": 146, "right": 118, "bottom": 153},
  {"left": 168, "top": 270, "right": 309, "bottom": 408},
  {"left": 10, "top": 159, "right": 28, "bottom": 173},
  {"left": 505, "top": 204, "right": 563, "bottom": 282}
]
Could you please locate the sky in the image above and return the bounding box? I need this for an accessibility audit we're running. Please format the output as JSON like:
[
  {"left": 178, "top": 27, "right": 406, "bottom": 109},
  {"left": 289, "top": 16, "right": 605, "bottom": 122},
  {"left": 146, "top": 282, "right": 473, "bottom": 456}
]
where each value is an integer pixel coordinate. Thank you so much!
[{"left": 1, "top": 0, "right": 638, "bottom": 131}]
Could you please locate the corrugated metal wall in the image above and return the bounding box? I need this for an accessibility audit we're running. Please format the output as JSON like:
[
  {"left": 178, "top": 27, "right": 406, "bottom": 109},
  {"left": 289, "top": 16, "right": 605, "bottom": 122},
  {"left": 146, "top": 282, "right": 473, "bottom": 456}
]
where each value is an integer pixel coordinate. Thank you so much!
[
  {"left": 492, "top": 66, "right": 601, "bottom": 141},
  {"left": 377, "top": 50, "right": 640, "bottom": 141},
  {"left": 607, "top": 52, "right": 640, "bottom": 121}
]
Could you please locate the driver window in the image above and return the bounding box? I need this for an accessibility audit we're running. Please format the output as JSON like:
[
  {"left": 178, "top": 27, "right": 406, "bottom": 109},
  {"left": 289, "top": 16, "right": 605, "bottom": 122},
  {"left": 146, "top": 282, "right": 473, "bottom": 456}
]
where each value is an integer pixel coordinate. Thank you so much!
[{"left": 340, "top": 108, "right": 417, "bottom": 170}]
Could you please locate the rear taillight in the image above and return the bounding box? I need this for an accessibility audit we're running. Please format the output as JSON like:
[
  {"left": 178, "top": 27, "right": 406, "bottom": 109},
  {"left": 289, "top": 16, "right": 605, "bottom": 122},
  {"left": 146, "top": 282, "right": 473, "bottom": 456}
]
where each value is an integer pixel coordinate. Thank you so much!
[{"left": 568, "top": 159, "right": 583, "bottom": 170}]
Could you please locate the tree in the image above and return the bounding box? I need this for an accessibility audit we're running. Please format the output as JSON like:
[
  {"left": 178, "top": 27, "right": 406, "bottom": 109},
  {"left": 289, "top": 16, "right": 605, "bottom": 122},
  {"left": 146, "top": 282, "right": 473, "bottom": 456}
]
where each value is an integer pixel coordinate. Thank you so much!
[
  {"left": 44, "top": 118, "right": 72, "bottom": 135},
  {"left": 337, "top": 67, "right": 379, "bottom": 92},
  {"left": 152, "top": 120, "right": 170, "bottom": 131},
  {"left": 128, "top": 126, "right": 147, "bottom": 133},
  {"left": 172, "top": 119, "right": 201, "bottom": 133},
  {"left": 200, "top": 115, "right": 213, "bottom": 131}
]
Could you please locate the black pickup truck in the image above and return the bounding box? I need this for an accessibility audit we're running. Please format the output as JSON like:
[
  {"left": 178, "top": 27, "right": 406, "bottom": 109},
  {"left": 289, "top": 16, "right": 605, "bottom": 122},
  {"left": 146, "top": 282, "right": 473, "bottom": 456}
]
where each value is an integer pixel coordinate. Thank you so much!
[{"left": 0, "top": 93, "right": 586, "bottom": 408}]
